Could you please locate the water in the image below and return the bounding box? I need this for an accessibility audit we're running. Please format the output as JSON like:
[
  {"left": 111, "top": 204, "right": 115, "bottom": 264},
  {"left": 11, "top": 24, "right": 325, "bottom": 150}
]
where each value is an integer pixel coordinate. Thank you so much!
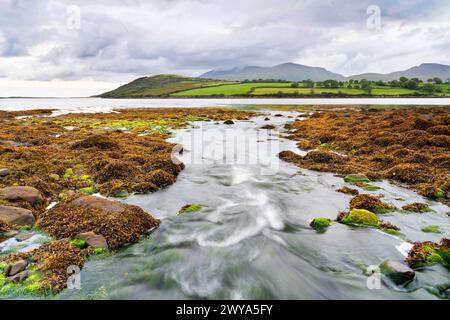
[
  {"left": 55, "top": 110, "right": 449, "bottom": 300},
  {"left": 0, "top": 97, "right": 449, "bottom": 115}
]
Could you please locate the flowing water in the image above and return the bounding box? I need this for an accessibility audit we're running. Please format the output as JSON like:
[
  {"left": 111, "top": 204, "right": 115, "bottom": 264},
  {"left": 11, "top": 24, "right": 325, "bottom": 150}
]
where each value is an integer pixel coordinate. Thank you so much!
[{"left": 51, "top": 110, "right": 449, "bottom": 300}]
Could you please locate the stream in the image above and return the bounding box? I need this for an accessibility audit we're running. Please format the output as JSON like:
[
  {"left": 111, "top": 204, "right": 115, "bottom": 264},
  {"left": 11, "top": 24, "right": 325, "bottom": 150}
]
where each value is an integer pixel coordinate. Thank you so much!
[{"left": 50, "top": 110, "right": 449, "bottom": 300}]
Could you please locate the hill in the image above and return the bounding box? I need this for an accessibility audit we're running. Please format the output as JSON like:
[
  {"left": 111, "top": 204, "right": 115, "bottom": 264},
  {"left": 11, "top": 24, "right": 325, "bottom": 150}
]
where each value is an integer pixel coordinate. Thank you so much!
[
  {"left": 200, "top": 63, "right": 346, "bottom": 82},
  {"left": 349, "top": 63, "right": 450, "bottom": 81},
  {"left": 98, "top": 74, "right": 229, "bottom": 98}
]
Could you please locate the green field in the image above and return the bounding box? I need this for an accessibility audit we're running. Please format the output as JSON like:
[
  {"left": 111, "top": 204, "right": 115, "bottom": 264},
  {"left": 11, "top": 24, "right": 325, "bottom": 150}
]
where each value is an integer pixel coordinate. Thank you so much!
[
  {"left": 251, "top": 87, "right": 364, "bottom": 95},
  {"left": 170, "top": 83, "right": 291, "bottom": 96}
]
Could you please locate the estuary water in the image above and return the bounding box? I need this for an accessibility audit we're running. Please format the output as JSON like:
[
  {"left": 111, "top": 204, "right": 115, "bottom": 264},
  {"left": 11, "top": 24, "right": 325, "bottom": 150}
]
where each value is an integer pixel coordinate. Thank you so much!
[{"left": 50, "top": 110, "right": 449, "bottom": 300}]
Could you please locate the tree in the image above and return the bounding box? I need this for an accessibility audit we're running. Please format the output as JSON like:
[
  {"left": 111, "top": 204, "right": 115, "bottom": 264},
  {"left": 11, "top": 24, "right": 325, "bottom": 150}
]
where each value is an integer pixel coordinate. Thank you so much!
[
  {"left": 399, "top": 76, "right": 408, "bottom": 83},
  {"left": 304, "top": 79, "right": 314, "bottom": 88},
  {"left": 404, "top": 79, "right": 418, "bottom": 90},
  {"left": 433, "top": 77, "right": 443, "bottom": 84},
  {"left": 291, "top": 82, "right": 299, "bottom": 88},
  {"left": 422, "top": 83, "right": 436, "bottom": 93}
]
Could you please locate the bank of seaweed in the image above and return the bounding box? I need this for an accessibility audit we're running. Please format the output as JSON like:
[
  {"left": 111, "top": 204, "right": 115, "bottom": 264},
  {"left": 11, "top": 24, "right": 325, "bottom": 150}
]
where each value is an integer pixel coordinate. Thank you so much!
[
  {"left": 279, "top": 108, "right": 450, "bottom": 204},
  {"left": 0, "top": 107, "right": 254, "bottom": 295}
]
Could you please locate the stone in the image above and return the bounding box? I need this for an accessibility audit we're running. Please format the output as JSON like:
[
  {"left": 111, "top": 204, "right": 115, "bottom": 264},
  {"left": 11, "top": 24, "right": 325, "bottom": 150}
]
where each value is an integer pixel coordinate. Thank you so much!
[
  {"left": 0, "top": 168, "right": 10, "bottom": 177},
  {"left": 223, "top": 120, "right": 234, "bottom": 125},
  {"left": 0, "top": 186, "right": 44, "bottom": 205},
  {"left": 69, "top": 195, "right": 124, "bottom": 214},
  {"left": 6, "top": 270, "right": 28, "bottom": 284},
  {"left": 5, "top": 259, "right": 28, "bottom": 276},
  {"left": 380, "top": 260, "right": 415, "bottom": 285},
  {"left": 75, "top": 231, "right": 108, "bottom": 249},
  {"left": 0, "top": 205, "right": 35, "bottom": 226},
  {"left": 15, "top": 232, "right": 34, "bottom": 242}
]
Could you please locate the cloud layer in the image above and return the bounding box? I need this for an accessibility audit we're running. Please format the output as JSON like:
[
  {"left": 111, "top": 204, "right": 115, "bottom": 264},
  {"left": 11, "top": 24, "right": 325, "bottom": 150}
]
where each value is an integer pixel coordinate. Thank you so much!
[{"left": 0, "top": 0, "right": 449, "bottom": 95}]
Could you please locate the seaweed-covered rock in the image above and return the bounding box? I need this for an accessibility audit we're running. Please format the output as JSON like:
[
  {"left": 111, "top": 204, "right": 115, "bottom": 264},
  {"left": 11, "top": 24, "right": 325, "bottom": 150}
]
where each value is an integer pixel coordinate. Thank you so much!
[
  {"left": 179, "top": 204, "right": 203, "bottom": 215},
  {"left": 0, "top": 186, "right": 44, "bottom": 205},
  {"left": 336, "top": 186, "right": 359, "bottom": 195},
  {"left": 379, "top": 260, "right": 415, "bottom": 285},
  {"left": 401, "top": 202, "right": 431, "bottom": 213},
  {"left": 303, "top": 150, "right": 346, "bottom": 164},
  {"left": 0, "top": 205, "right": 35, "bottom": 226},
  {"left": 340, "top": 209, "right": 379, "bottom": 227},
  {"left": 71, "top": 134, "right": 118, "bottom": 150},
  {"left": 349, "top": 194, "right": 393, "bottom": 213},
  {"left": 37, "top": 195, "right": 160, "bottom": 248},
  {"left": 310, "top": 218, "right": 331, "bottom": 231},
  {"left": 384, "top": 164, "right": 430, "bottom": 183},
  {"left": 406, "top": 238, "right": 449, "bottom": 268}
]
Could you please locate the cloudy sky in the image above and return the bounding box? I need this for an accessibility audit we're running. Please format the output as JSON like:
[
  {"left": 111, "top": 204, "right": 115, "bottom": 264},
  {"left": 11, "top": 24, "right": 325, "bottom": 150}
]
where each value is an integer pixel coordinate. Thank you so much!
[{"left": 0, "top": 0, "right": 449, "bottom": 97}]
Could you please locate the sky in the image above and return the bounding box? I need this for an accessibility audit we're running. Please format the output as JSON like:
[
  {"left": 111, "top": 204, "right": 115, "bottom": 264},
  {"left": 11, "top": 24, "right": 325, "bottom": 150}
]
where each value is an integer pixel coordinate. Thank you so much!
[{"left": 0, "top": 0, "right": 449, "bottom": 97}]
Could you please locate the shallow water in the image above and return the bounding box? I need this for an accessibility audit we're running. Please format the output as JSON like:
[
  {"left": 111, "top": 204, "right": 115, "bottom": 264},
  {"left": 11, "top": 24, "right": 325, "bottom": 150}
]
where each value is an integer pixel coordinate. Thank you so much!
[
  {"left": 0, "top": 97, "right": 450, "bottom": 115},
  {"left": 56, "top": 111, "right": 449, "bottom": 300}
]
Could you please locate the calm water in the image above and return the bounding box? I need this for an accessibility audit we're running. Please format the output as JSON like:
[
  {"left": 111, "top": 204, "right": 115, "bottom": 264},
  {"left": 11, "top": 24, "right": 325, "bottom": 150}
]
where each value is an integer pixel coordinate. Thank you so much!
[
  {"left": 0, "top": 97, "right": 449, "bottom": 115},
  {"left": 50, "top": 111, "right": 448, "bottom": 300}
]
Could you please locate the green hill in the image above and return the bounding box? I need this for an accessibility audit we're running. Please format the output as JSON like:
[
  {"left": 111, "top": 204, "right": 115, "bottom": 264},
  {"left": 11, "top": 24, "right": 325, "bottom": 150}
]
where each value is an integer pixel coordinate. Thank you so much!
[{"left": 99, "top": 74, "right": 229, "bottom": 98}]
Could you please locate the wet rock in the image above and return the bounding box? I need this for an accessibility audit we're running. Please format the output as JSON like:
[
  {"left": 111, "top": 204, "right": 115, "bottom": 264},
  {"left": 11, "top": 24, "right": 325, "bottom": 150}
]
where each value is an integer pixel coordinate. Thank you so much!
[
  {"left": 0, "top": 140, "right": 31, "bottom": 147},
  {"left": 0, "top": 186, "right": 44, "bottom": 205},
  {"left": 5, "top": 259, "right": 28, "bottom": 276},
  {"left": 70, "top": 195, "right": 125, "bottom": 214},
  {"left": 0, "top": 168, "right": 10, "bottom": 177},
  {"left": 75, "top": 231, "right": 108, "bottom": 249},
  {"left": 260, "top": 124, "right": 276, "bottom": 130},
  {"left": 15, "top": 232, "right": 34, "bottom": 242},
  {"left": 310, "top": 218, "right": 331, "bottom": 231},
  {"left": 336, "top": 186, "right": 359, "bottom": 195},
  {"left": 0, "top": 205, "right": 35, "bottom": 226},
  {"left": 223, "top": 120, "right": 234, "bottom": 125},
  {"left": 274, "top": 114, "right": 283, "bottom": 117},
  {"left": 6, "top": 270, "right": 28, "bottom": 284},
  {"left": 380, "top": 260, "right": 415, "bottom": 285},
  {"left": 264, "top": 117, "right": 270, "bottom": 121},
  {"left": 340, "top": 209, "right": 379, "bottom": 227}
]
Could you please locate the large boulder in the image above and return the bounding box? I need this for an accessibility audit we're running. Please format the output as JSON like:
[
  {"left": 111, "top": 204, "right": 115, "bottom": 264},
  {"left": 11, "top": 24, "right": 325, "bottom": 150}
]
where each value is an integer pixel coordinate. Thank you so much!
[
  {"left": 380, "top": 260, "right": 415, "bottom": 285},
  {"left": 75, "top": 231, "right": 108, "bottom": 249},
  {"left": 0, "top": 186, "right": 44, "bottom": 205},
  {"left": 0, "top": 205, "right": 35, "bottom": 226},
  {"left": 5, "top": 259, "right": 28, "bottom": 277}
]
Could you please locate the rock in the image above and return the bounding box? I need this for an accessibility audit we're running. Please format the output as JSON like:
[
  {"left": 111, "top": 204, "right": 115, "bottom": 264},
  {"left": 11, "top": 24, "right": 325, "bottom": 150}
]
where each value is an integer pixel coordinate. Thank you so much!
[
  {"left": 380, "top": 260, "right": 415, "bottom": 285},
  {"left": 0, "top": 140, "right": 31, "bottom": 147},
  {"left": 0, "top": 205, "right": 35, "bottom": 226},
  {"left": 340, "top": 209, "right": 379, "bottom": 227},
  {"left": 0, "top": 186, "right": 44, "bottom": 205},
  {"left": 310, "top": 218, "right": 331, "bottom": 231},
  {"left": 264, "top": 117, "right": 270, "bottom": 121},
  {"left": 0, "top": 168, "right": 10, "bottom": 177},
  {"left": 260, "top": 124, "right": 276, "bottom": 130},
  {"left": 5, "top": 259, "right": 28, "bottom": 276},
  {"left": 274, "top": 114, "right": 283, "bottom": 117},
  {"left": 6, "top": 270, "right": 28, "bottom": 284},
  {"left": 75, "top": 231, "right": 108, "bottom": 249},
  {"left": 15, "top": 232, "right": 34, "bottom": 242},
  {"left": 69, "top": 196, "right": 125, "bottom": 214},
  {"left": 223, "top": 120, "right": 234, "bottom": 125}
]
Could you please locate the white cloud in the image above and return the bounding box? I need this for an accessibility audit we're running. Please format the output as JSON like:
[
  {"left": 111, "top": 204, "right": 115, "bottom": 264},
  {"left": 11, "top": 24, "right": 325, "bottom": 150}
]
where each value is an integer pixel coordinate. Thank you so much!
[{"left": 0, "top": 0, "right": 449, "bottom": 96}]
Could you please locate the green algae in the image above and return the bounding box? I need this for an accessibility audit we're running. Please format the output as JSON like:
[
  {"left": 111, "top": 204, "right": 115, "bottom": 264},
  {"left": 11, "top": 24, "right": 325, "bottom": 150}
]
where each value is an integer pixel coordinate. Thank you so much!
[
  {"left": 178, "top": 203, "right": 204, "bottom": 215},
  {"left": 310, "top": 217, "right": 332, "bottom": 231},
  {"left": 79, "top": 187, "right": 96, "bottom": 195},
  {"left": 70, "top": 239, "right": 88, "bottom": 249},
  {"left": 421, "top": 225, "right": 442, "bottom": 233},
  {"left": 344, "top": 174, "right": 370, "bottom": 183},
  {"left": 341, "top": 209, "right": 379, "bottom": 227}
]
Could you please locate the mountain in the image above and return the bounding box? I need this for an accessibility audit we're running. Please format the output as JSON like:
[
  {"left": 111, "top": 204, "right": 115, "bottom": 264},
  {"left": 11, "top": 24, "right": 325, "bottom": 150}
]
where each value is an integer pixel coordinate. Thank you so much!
[
  {"left": 98, "top": 74, "right": 226, "bottom": 98},
  {"left": 200, "top": 62, "right": 346, "bottom": 81},
  {"left": 349, "top": 63, "right": 450, "bottom": 81}
]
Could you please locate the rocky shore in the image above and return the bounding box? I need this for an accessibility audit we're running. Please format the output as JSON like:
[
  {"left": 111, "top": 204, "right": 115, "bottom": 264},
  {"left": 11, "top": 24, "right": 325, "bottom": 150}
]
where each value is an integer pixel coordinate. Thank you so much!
[{"left": 0, "top": 107, "right": 253, "bottom": 296}]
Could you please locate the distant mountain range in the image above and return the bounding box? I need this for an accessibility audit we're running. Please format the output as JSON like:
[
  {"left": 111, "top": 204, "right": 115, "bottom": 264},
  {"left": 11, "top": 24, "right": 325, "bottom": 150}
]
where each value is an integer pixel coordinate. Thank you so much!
[{"left": 200, "top": 62, "right": 450, "bottom": 82}]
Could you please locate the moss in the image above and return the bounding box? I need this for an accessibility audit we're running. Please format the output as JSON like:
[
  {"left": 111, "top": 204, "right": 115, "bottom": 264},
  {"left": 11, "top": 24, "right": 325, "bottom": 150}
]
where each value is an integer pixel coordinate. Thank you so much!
[
  {"left": 373, "top": 205, "right": 395, "bottom": 214},
  {"left": 310, "top": 217, "right": 332, "bottom": 231},
  {"left": 421, "top": 225, "right": 442, "bottom": 233},
  {"left": 0, "top": 270, "right": 43, "bottom": 297},
  {"left": 63, "top": 168, "right": 74, "bottom": 179},
  {"left": 362, "top": 184, "right": 382, "bottom": 191},
  {"left": 111, "top": 189, "right": 129, "bottom": 199},
  {"left": 341, "top": 209, "right": 379, "bottom": 227},
  {"left": 383, "top": 228, "right": 402, "bottom": 236},
  {"left": 344, "top": 174, "right": 370, "bottom": 183},
  {"left": 434, "top": 190, "right": 445, "bottom": 198},
  {"left": 178, "top": 203, "right": 203, "bottom": 215},
  {"left": 93, "top": 247, "right": 106, "bottom": 255},
  {"left": 70, "top": 238, "right": 88, "bottom": 249},
  {"left": 79, "top": 187, "right": 96, "bottom": 195}
]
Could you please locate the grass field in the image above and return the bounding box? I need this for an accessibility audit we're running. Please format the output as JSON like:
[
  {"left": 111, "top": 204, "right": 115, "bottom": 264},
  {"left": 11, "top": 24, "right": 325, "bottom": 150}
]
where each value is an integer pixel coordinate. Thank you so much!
[
  {"left": 251, "top": 87, "right": 365, "bottom": 95},
  {"left": 170, "top": 83, "right": 291, "bottom": 96}
]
